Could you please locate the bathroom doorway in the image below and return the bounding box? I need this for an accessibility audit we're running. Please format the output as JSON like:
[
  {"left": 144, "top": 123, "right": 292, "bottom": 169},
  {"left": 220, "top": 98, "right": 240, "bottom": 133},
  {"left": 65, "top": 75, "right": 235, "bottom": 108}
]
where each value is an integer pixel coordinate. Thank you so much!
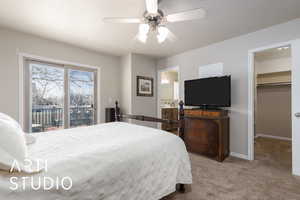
[{"left": 157, "top": 66, "right": 179, "bottom": 132}]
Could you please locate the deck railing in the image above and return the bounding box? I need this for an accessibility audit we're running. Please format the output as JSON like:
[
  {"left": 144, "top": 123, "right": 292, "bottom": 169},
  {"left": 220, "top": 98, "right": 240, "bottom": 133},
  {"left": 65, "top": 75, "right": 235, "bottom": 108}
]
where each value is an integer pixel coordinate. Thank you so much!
[{"left": 32, "top": 106, "right": 94, "bottom": 132}]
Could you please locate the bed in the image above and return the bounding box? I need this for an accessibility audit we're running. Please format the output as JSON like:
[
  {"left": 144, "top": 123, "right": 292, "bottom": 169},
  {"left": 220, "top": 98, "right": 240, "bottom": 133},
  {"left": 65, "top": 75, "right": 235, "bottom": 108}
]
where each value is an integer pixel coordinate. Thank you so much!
[{"left": 0, "top": 119, "right": 192, "bottom": 199}]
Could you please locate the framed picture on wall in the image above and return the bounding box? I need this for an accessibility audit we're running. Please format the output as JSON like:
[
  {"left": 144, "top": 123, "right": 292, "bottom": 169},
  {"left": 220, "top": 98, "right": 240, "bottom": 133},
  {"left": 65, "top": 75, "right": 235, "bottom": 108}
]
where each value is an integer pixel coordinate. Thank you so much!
[{"left": 137, "top": 76, "right": 154, "bottom": 97}]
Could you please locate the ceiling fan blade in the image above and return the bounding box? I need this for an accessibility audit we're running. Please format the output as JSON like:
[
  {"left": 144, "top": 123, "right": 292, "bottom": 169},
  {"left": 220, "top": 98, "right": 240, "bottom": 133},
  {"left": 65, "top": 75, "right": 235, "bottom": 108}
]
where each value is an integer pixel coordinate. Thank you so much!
[
  {"left": 145, "top": 0, "right": 158, "bottom": 14},
  {"left": 103, "top": 17, "right": 142, "bottom": 24},
  {"left": 166, "top": 8, "right": 206, "bottom": 23}
]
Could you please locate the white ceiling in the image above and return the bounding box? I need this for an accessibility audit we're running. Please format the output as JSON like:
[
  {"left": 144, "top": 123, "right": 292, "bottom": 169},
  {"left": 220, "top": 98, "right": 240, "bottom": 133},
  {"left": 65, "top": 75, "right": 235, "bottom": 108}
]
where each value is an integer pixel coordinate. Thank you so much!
[{"left": 0, "top": 0, "right": 300, "bottom": 58}]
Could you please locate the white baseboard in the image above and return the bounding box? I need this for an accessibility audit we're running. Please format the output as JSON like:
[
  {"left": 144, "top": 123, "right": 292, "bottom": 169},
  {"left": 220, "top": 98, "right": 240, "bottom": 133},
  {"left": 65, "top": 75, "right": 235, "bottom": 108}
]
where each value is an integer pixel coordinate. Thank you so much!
[
  {"left": 293, "top": 167, "right": 300, "bottom": 177},
  {"left": 255, "top": 134, "right": 291, "bottom": 141},
  {"left": 230, "top": 152, "right": 249, "bottom": 160}
]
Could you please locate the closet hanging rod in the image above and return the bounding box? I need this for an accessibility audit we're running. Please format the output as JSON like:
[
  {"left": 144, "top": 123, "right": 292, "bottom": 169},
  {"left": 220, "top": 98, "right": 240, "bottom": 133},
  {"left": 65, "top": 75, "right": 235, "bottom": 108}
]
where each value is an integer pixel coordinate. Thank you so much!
[{"left": 257, "top": 82, "right": 291, "bottom": 87}]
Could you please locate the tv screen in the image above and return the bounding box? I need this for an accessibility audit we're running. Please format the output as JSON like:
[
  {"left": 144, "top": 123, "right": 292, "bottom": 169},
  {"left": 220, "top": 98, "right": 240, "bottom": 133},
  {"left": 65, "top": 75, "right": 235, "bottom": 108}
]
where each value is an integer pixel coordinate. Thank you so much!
[{"left": 184, "top": 76, "right": 231, "bottom": 107}]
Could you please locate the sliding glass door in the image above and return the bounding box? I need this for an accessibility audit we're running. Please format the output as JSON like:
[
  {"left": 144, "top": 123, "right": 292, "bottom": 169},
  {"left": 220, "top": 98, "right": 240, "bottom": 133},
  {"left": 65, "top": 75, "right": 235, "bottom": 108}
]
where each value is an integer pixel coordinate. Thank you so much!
[
  {"left": 26, "top": 60, "right": 97, "bottom": 133},
  {"left": 29, "top": 62, "right": 65, "bottom": 132},
  {"left": 68, "top": 68, "right": 96, "bottom": 128}
]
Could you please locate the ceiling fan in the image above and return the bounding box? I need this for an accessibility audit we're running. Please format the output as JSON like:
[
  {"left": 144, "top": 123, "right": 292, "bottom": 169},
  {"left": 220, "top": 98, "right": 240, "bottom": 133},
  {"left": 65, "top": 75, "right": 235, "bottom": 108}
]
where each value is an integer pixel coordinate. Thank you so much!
[{"left": 103, "top": 0, "right": 206, "bottom": 43}]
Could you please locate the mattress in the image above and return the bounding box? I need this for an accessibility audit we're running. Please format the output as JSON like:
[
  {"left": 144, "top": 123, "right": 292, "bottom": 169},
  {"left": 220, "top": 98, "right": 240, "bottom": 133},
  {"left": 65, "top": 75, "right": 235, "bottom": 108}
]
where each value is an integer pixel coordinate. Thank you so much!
[{"left": 0, "top": 122, "right": 192, "bottom": 200}]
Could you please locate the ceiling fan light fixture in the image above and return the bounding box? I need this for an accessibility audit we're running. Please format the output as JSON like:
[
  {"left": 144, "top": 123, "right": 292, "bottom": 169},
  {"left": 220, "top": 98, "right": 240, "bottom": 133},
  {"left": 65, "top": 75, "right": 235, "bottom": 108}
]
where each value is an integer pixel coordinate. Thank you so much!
[
  {"left": 138, "top": 24, "right": 150, "bottom": 43},
  {"left": 157, "top": 26, "right": 169, "bottom": 43},
  {"left": 103, "top": 0, "right": 207, "bottom": 44},
  {"left": 139, "top": 24, "right": 150, "bottom": 35},
  {"left": 138, "top": 34, "right": 148, "bottom": 43}
]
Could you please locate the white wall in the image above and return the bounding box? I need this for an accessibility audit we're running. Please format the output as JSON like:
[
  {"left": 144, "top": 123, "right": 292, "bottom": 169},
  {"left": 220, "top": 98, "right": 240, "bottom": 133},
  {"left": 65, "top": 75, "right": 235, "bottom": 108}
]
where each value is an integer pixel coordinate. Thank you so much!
[
  {"left": 157, "top": 18, "right": 300, "bottom": 156},
  {"left": 256, "top": 86, "right": 291, "bottom": 138},
  {"left": 131, "top": 54, "right": 157, "bottom": 127},
  {"left": 119, "top": 53, "right": 157, "bottom": 127},
  {"left": 255, "top": 57, "right": 291, "bottom": 74},
  {"left": 0, "top": 28, "right": 121, "bottom": 125},
  {"left": 120, "top": 54, "right": 132, "bottom": 115}
]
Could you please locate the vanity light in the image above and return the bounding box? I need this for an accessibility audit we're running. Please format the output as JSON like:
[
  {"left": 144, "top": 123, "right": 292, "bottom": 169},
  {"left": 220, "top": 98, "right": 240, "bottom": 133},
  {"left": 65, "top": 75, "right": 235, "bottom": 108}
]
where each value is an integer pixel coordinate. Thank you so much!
[
  {"left": 277, "top": 46, "right": 290, "bottom": 51},
  {"left": 161, "top": 79, "right": 170, "bottom": 84}
]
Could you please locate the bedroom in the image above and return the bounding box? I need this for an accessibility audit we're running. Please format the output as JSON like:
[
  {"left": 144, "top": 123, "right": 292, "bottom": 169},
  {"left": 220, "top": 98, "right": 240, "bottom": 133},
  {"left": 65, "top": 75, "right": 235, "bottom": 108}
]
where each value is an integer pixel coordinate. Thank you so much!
[{"left": 0, "top": 0, "right": 300, "bottom": 199}]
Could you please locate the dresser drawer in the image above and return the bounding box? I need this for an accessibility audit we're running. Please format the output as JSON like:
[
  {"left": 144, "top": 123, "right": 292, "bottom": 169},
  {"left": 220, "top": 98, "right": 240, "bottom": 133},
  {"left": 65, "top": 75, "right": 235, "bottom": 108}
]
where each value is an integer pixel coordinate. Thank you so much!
[
  {"left": 184, "top": 109, "right": 227, "bottom": 118},
  {"left": 183, "top": 109, "right": 229, "bottom": 162}
]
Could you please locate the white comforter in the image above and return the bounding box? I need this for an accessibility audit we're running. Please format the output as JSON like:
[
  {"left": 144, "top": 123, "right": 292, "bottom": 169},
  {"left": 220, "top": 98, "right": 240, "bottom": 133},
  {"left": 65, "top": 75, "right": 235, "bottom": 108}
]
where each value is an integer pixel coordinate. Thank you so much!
[{"left": 0, "top": 122, "right": 192, "bottom": 200}]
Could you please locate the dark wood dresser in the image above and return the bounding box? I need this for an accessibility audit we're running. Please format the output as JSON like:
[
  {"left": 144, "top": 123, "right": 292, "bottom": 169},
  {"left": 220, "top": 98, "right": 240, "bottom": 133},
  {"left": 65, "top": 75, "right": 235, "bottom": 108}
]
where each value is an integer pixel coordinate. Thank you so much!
[
  {"left": 183, "top": 109, "right": 229, "bottom": 162},
  {"left": 161, "top": 108, "right": 178, "bottom": 132}
]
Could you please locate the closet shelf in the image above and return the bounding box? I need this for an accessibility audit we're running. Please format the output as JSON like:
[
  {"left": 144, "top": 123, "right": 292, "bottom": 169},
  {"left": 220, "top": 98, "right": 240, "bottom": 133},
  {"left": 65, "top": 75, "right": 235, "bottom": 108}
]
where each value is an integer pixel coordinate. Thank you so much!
[{"left": 256, "top": 70, "right": 291, "bottom": 76}]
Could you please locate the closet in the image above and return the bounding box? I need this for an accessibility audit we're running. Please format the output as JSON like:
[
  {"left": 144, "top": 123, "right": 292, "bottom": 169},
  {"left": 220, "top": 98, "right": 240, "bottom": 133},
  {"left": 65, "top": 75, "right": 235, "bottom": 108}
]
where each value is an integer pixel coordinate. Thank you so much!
[
  {"left": 256, "top": 71, "right": 291, "bottom": 139},
  {"left": 254, "top": 46, "right": 292, "bottom": 171}
]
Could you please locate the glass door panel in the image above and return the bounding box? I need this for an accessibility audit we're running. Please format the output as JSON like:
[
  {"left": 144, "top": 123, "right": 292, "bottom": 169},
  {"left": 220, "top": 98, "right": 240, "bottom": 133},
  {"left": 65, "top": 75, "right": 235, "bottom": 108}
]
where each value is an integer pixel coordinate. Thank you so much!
[
  {"left": 30, "top": 63, "right": 64, "bottom": 132},
  {"left": 69, "top": 69, "right": 96, "bottom": 128}
]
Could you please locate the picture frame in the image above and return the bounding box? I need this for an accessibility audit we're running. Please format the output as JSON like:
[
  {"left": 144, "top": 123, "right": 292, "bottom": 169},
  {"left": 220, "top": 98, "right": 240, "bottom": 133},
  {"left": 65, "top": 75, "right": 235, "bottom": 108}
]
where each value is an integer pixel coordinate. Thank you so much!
[{"left": 137, "top": 76, "right": 154, "bottom": 97}]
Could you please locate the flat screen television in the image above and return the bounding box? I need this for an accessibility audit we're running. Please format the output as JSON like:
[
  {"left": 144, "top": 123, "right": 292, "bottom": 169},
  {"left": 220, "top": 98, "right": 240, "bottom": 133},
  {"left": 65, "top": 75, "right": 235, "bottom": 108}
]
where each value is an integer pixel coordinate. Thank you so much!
[{"left": 184, "top": 76, "right": 231, "bottom": 107}]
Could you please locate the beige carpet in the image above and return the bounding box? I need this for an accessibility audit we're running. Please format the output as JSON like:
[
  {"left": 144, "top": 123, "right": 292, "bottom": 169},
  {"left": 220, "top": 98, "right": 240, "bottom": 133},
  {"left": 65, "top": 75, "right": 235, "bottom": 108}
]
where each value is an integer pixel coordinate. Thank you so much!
[{"left": 163, "top": 137, "right": 300, "bottom": 200}]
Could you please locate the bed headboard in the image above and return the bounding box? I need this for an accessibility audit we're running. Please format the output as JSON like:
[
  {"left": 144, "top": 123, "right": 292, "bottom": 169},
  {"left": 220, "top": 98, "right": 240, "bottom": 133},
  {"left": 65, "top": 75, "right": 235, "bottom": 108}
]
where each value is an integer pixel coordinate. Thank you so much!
[{"left": 114, "top": 101, "right": 185, "bottom": 140}]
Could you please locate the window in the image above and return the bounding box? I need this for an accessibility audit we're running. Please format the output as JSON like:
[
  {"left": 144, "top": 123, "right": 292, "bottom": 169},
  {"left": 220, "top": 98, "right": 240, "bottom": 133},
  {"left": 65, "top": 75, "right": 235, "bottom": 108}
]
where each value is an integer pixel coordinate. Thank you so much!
[{"left": 24, "top": 60, "right": 97, "bottom": 133}]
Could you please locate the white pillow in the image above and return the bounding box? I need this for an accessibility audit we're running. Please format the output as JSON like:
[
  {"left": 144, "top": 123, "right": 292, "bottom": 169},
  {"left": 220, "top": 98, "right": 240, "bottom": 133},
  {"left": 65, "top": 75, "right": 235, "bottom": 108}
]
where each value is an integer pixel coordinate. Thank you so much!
[
  {"left": 0, "top": 112, "right": 22, "bottom": 130},
  {"left": 0, "top": 113, "right": 43, "bottom": 173},
  {"left": 0, "top": 116, "right": 28, "bottom": 172},
  {"left": 0, "top": 113, "right": 37, "bottom": 146}
]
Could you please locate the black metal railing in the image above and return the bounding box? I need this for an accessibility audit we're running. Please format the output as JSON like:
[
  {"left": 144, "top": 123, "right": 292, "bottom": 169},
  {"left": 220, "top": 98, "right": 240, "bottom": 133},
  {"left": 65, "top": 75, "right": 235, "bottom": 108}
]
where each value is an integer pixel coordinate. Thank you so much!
[{"left": 32, "top": 106, "right": 94, "bottom": 132}]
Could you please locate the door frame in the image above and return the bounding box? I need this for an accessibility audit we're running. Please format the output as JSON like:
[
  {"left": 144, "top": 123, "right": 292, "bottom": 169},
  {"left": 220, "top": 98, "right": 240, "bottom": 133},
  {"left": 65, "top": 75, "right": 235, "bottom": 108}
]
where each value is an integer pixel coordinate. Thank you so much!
[
  {"left": 18, "top": 53, "right": 101, "bottom": 130},
  {"left": 247, "top": 40, "right": 299, "bottom": 175},
  {"left": 157, "top": 66, "right": 180, "bottom": 127}
]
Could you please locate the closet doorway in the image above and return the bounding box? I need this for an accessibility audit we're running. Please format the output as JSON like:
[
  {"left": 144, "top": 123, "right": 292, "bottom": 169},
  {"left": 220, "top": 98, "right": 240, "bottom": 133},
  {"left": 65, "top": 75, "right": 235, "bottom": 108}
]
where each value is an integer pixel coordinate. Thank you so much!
[
  {"left": 253, "top": 46, "right": 292, "bottom": 171},
  {"left": 249, "top": 40, "right": 300, "bottom": 176}
]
